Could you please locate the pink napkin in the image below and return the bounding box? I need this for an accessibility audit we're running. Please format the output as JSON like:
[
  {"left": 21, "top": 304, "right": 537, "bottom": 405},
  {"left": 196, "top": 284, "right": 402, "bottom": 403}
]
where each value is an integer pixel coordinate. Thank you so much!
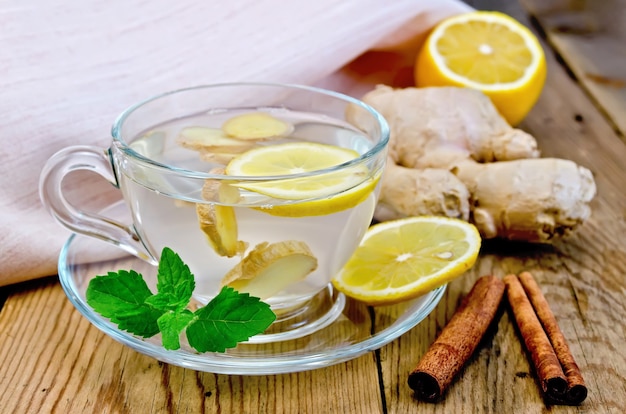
[{"left": 0, "top": 0, "right": 470, "bottom": 286}]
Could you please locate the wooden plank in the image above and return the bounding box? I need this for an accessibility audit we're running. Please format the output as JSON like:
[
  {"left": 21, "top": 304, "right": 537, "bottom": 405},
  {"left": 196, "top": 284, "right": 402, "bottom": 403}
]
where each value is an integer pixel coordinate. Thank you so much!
[
  {"left": 0, "top": 280, "right": 384, "bottom": 413},
  {"left": 519, "top": 0, "right": 626, "bottom": 136}
]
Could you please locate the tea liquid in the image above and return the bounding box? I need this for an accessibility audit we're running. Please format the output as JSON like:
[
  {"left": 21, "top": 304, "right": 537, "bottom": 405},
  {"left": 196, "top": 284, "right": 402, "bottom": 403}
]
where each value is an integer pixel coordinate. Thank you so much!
[{"left": 120, "top": 109, "right": 379, "bottom": 308}]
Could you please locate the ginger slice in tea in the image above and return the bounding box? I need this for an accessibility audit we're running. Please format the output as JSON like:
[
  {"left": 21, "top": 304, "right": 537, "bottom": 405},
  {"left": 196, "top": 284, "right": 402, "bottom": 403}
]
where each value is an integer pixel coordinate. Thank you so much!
[
  {"left": 196, "top": 169, "right": 247, "bottom": 257},
  {"left": 199, "top": 151, "right": 239, "bottom": 165},
  {"left": 177, "top": 126, "right": 256, "bottom": 153},
  {"left": 222, "top": 112, "right": 293, "bottom": 140},
  {"left": 221, "top": 240, "right": 318, "bottom": 299}
]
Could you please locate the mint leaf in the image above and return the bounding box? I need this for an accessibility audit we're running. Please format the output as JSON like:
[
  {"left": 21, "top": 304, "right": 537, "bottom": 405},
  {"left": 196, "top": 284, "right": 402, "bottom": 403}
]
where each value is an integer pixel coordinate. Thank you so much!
[
  {"left": 86, "top": 248, "right": 276, "bottom": 353},
  {"left": 157, "top": 310, "right": 194, "bottom": 350},
  {"left": 145, "top": 247, "right": 194, "bottom": 312},
  {"left": 86, "top": 270, "right": 162, "bottom": 337},
  {"left": 186, "top": 286, "right": 276, "bottom": 353}
]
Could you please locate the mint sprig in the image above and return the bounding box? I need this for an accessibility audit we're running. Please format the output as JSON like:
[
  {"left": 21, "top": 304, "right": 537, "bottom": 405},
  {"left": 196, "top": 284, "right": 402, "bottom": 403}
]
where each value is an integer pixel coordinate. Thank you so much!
[{"left": 86, "top": 247, "right": 276, "bottom": 352}]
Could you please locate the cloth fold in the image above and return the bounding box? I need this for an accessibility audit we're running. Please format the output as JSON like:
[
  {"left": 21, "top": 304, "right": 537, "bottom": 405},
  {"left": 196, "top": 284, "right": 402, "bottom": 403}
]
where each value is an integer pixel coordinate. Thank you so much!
[{"left": 0, "top": 0, "right": 470, "bottom": 286}]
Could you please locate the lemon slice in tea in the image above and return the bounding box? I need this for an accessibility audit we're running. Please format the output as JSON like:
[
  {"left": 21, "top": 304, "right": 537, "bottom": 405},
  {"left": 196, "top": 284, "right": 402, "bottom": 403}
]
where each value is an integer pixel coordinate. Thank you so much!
[
  {"left": 332, "top": 216, "right": 481, "bottom": 306},
  {"left": 225, "top": 142, "right": 378, "bottom": 217}
]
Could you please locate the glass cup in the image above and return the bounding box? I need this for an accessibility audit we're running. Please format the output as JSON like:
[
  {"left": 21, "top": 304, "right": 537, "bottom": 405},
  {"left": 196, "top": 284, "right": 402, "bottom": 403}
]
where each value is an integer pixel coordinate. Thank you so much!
[{"left": 40, "top": 83, "right": 389, "bottom": 341}]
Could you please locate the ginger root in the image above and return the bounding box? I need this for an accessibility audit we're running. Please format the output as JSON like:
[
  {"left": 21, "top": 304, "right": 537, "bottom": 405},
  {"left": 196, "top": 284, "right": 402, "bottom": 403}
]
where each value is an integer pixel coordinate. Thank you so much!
[
  {"left": 455, "top": 158, "right": 595, "bottom": 241},
  {"left": 374, "top": 160, "right": 470, "bottom": 222},
  {"left": 361, "top": 85, "right": 596, "bottom": 243}
]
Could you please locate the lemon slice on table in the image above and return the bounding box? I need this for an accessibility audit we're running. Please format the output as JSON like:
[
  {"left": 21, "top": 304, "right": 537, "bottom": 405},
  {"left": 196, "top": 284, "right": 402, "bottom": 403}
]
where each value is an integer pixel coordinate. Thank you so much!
[
  {"left": 332, "top": 216, "right": 481, "bottom": 306},
  {"left": 415, "top": 11, "right": 546, "bottom": 125},
  {"left": 225, "top": 142, "right": 379, "bottom": 217}
]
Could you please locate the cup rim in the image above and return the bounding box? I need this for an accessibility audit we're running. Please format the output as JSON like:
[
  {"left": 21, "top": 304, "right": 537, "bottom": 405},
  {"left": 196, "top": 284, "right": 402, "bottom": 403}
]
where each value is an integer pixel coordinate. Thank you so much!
[{"left": 110, "top": 82, "right": 389, "bottom": 180}]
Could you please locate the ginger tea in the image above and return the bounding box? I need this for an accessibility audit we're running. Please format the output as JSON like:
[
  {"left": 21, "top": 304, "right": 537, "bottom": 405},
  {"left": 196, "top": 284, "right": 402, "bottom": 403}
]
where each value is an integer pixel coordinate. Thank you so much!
[{"left": 118, "top": 109, "right": 382, "bottom": 310}]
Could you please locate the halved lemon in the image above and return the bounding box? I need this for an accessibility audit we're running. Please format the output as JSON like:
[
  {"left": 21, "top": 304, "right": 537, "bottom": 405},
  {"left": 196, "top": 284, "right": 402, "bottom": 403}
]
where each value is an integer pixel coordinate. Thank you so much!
[
  {"left": 332, "top": 216, "right": 481, "bottom": 306},
  {"left": 225, "top": 142, "right": 378, "bottom": 217},
  {"left": 415, "top": 11, "right": 546, "bottom": 125}
]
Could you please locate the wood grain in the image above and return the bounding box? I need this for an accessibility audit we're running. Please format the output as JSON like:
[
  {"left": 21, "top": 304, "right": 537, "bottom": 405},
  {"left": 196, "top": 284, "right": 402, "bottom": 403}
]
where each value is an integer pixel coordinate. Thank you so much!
[
  {"left": 0, "top": 279, "right": 384, "bottom": 413},
  {"left": 519, "top": 0, "right": 626, "bottom": 136}
]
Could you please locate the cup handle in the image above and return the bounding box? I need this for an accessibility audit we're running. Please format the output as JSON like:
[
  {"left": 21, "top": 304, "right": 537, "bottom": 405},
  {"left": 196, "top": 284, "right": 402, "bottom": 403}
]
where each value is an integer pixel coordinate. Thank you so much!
[{"left": 39, "top": 145, "right": 157, "bottom": 264}]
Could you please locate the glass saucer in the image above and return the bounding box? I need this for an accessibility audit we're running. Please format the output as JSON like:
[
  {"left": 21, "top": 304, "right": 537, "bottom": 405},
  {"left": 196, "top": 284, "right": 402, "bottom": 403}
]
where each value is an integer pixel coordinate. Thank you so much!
[{"left": 58, "top": 202, "right": 445, "bottom": 375}]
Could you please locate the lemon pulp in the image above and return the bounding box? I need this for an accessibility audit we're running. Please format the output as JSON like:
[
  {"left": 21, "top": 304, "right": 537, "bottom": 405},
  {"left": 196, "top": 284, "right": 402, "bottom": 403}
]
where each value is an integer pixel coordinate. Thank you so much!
[
  {"left": 332, "top": 216, "right": 481, "bottom": 306},
  {"left": 415, "top": 11, "right": 546, "bottom": 125}
]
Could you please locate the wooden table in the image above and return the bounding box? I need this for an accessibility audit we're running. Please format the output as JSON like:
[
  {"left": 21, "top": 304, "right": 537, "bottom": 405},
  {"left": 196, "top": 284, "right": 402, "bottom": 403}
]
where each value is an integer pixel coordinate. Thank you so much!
[{"left": 2, "top": 0, "right": 625, "bottom": 412}]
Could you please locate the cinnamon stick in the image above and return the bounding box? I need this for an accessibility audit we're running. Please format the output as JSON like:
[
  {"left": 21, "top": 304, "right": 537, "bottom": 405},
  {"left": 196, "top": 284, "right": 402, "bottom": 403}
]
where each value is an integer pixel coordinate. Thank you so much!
[
  {"left": 504, "top": 274, "right": 569, "bottom": 401},
  {"left": 518, "top": 271, "right": 587, "bottom": 405},
  {"left": 408, "top": 275, "right": 505, "bottom": 402}
]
